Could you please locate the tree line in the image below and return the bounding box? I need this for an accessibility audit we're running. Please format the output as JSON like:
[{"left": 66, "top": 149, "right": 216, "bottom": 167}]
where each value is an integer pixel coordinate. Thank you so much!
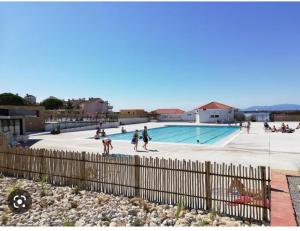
[{"left": 0, "top": 92, "right": 63, "bottom": 110}]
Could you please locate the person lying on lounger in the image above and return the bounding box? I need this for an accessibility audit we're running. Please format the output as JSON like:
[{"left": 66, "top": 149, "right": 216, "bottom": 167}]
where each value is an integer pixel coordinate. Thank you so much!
[
  {"left": 282, "top": 124, "right": 295, "bottom": 133},
  {"left": 227, "top": 178, "right": 262, "bottom": 199}
]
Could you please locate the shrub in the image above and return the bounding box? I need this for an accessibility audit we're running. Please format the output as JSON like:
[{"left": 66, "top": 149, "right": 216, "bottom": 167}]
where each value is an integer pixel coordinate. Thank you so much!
[
  {"left": 175, "top": 202, "right": 184, "bottom": 219},
  {"left": 1, "top": 208, "right": 9, "bottom": 225},
  {"left": 39, "top": 175, "right": 48, "bottom": 197}
]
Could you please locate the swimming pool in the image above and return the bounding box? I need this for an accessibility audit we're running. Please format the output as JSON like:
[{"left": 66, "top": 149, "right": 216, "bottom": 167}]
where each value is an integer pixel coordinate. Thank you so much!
[{"left": 108, "top": 125, "right": 239, "bottom": 145}]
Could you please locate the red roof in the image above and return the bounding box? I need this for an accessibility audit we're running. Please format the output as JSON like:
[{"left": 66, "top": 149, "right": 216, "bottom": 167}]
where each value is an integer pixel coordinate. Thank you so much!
[
  {"left": 152, "top": 109, "right": 186, "bottom": 114},
  {"left": 196, "top": 102, "right": 233, "bottom": 110}
]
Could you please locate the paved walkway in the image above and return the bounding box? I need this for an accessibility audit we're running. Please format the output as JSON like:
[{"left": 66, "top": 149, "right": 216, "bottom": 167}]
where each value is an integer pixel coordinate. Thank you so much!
[
  {"left": 30, "top": 122, "right": 300, "bottom": 170},
  {"left": 271, "top": 170, "right": 299, "bottom": 226}
]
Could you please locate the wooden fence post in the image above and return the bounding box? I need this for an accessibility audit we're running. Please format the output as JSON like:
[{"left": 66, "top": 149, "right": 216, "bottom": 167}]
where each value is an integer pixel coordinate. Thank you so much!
[
  {"left": 39, "top": 149, "right": 45, "bottom": 179},
  {"left": 260, "top": 166, "right": 268, "bottom": 222},
  {"left": 134, "top": 155, "right": 140, "bottom": 197},
  {"left": 81, "top": 151, "right": 86, "bottom": 189},
  {"left": 205, "top": 161, "right": 212, "bottom": 211}
]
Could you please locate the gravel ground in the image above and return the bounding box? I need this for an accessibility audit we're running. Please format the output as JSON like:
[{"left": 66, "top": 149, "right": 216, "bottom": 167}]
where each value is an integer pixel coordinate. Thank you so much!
[
  {"left": 287, "top": 176, "right": 300, "bottom": 226},
  {"left": 0, "top": 176, "right": 263, "bottom": 227}
]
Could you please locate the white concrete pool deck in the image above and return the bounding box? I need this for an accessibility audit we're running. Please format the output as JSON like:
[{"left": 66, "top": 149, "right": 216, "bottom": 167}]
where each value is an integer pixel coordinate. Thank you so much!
[{"left": 29, "top": 122, "right": 300, "bottom": 171}]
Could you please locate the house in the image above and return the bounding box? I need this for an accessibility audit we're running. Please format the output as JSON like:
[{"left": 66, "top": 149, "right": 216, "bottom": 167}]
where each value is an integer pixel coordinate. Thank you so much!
[
  {"left": 79, "top": 98, "right": 113, "bottom": 117},
  {"left": 195, "top": 102, "right": 235, "bottom": 123},
  {"left": 24, "top": 94, "right": 37, "bottom": 105},
  {"left": 0, "top": 105, "right": 45, "bottom": 135},
  {"left": 270, "top": 111, "right": 300, "bottom": 122},
  {"left": 119, "top": 109, "right": 148, "bottom": 118},
  {"left": 151, "top": 109, "right": 194, "bottom": 121}
]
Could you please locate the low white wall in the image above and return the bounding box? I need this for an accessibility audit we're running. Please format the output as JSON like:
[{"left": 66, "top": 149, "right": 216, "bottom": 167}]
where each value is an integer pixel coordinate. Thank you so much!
[
  {"left": 118, "top": 117, "right": 149, "bottom": 125},
  {"left": 45, "top": 121, "right": 102, "bottom": 131},
  {"left": 157, "top": 113, "right": 195, "bottom": 122},
  {"left": 60, "top": 122, "right": 119, "bottom": 133},
  {"left": 45, "top": 121, "right": 119, "bottom": 132}
]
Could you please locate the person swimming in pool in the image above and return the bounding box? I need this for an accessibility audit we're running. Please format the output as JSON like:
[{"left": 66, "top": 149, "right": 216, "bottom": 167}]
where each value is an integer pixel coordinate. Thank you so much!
[{"left": 121, "top": 127, "right": 127, "bottom": 133}]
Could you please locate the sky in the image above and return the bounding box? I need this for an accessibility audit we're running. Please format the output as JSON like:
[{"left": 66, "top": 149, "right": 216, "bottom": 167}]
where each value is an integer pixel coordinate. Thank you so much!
[{"left": 1, "top": 2, "right": 300, "bottom": 111}]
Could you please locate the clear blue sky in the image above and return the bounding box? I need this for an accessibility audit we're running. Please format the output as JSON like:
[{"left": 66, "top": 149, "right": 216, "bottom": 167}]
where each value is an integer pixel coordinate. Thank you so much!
[{"left": 1, "top": 2, "right": 300, "bottom": 111}]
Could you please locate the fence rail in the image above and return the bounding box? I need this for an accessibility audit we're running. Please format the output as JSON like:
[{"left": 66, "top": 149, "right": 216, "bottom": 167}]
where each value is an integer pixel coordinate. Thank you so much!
[{"left": 0, "top": 145, "right": 271, "bottom": 223}]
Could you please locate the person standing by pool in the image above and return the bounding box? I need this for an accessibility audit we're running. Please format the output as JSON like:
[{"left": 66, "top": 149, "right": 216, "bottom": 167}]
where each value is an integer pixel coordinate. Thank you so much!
[
  {"left": 132, "top": 130, "right": 139, "bottom": 151},
  {"left": 246, "top": 121, "right": 251, "bottom": 134},
  {"left": 142, "top": 126, "right": 151, "bottom": 150}
]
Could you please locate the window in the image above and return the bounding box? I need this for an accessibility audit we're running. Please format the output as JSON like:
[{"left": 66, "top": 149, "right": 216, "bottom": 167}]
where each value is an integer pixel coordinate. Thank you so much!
[
  {"left": 210, "top": 115, "right": 220, "bottom": 118},
  {"left": 1, "top": 120, "right": 9, "bottom": 132}
]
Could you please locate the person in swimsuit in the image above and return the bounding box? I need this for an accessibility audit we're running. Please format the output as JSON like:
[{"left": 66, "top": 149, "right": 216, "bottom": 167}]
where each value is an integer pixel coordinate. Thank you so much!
[
  {"left": 121, "top": 127, "right": 127, "bottom": 133},
  {"left": 132, "top": 130, "right": 139, "bottom": 151},
  {"left": 142, "top": 126, "right": 151, "bottom": 150},
  {"left": 100, "top": 129, "right": 106, "bottom": 137},
  {"left": 246, "top": 121, "right": 251, "bottom": 134},
  {"left": 102, "top": 138, "right": 113, "bottom": 155},
  {"left": 95, "top": 127, "right": 101, "bottom": 139}
]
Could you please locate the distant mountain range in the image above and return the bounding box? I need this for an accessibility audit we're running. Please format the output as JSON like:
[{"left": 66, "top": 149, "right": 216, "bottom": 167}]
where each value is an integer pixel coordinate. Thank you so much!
[{"left": 243, "top": 104, "right": 300, "bottom": 111}]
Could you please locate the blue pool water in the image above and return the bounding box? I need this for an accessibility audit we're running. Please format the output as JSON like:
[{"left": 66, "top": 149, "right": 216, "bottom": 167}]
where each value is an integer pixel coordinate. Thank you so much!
[{"left": 108, "top": 125, "right": 239, "bottom": 145}]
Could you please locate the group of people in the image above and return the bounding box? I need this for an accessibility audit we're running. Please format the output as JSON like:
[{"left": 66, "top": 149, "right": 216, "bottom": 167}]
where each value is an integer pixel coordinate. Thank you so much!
[
  {"left": 239, "top": 121, "right": 251, "bottom": 134},
  {"left": 264, "top": 122, "right": 298, "bottom": 133},
  {"left": 94, "top": 125, "right": 152, "bottom": 155},
  {"left": 94, "top": 127, "right": 112, "bottom": 155},
  {"left": 131, "top": 126, "right": 151, "bottom": 151},
  {"left": 94, "top": 127, "right": 106, "bottom": 139}
]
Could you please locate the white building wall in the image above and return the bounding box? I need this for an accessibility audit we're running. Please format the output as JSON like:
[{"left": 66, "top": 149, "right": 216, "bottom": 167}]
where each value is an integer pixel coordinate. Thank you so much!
[
  {"left": 118, "top": 117, "right": 149, "bottom": 125},
  {"left": 196, "top": 109, "right": 234, "bottom": 123},
  {"left": 157, "top": 112, "right": 195, "bottom": 122}
]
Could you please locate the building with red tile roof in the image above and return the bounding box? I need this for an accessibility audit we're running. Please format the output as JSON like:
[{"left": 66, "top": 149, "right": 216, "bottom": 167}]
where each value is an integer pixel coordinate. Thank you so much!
[
  {"left": 196, "top": 101, "right": 233, "bottom": 110},
  {"left": 195, "top": 102, "right": 235, "bottom": 123}
]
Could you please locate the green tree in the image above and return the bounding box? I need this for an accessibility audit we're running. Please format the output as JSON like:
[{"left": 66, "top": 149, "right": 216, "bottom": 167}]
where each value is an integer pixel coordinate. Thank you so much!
[
  {"left": 40, "top": 97, "right": 63, "bottom": 110},
  {"left": 0, "top": 93, "right": 25, "bottom": 105}
]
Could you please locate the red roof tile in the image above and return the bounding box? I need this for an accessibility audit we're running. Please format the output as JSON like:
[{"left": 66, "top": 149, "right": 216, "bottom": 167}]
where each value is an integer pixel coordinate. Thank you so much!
[
  {"left": 196, "top": 102, "right": 233, "bottom": 110},
  {"left": 152, "top": 109, "right": 186, "bottom": 114}
]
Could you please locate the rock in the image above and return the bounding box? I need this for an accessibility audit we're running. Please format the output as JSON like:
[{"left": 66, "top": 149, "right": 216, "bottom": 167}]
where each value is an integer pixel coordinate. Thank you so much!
[
  {"left": 197, "top": 210, "right": 205, "bottom": 215},
  {"left": 166, "top": 211, "right": 175, "bottom": 218},
  {"left": 109, "top": 222, "right": 117, "bottom": 227},
  {"left": 128, "top": 209, "right": 139, "bottom": 216},
  {"left": 159, "top": 212, "right": 167, "bottom": 221},
  {"left": 162, "top": 219, "right": 172, "bottom": 226},
  {"left": 212, "top": 220, "right": 218, "bottom": 226},
  {"left": 149, "top": 222, "right": 159, "bottom": 226},
  {"left": 102, "top": 221, "right": 110, "bottom": 226},
  {"left": 75, "top": 219, "right": 85, "bottom": 226},
  {"left": 131, "top": 217, "right": 145, "bottom": 226},
  {"left": 151, "top": 210, "right": 159, "bottom": 218},
  {"left": 190, "top": 209, "right": 197, "bottom": 215},
  {"left": 174, "top": 218, "right": 190, "bottom": 227}
]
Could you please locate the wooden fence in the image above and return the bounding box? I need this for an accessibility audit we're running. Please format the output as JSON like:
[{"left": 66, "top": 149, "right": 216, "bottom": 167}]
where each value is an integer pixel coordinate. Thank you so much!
[{"left": 0, "top": 145, "right": 271, "bottom": 223}]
